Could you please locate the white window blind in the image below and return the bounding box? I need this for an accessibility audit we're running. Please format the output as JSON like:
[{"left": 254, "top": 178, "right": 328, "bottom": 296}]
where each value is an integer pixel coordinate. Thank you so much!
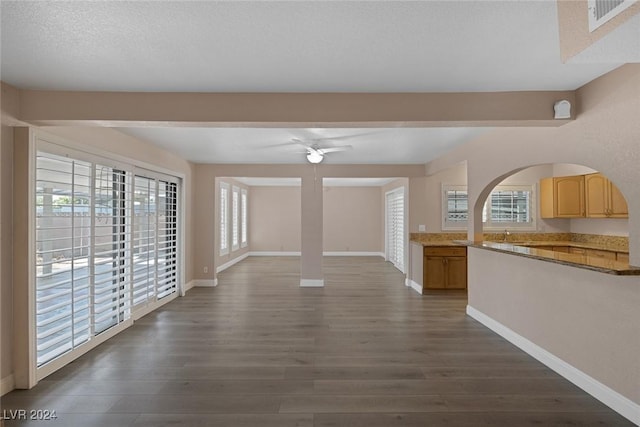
[
  {"left": 219, "top": 183, "right": 229, "bottom": 255},
  {"left": 157, "top": 181, "right": 178, "bottom": 299},
  {"left": 241, "top": 189, "right": 248, "bottom": 248},
  {"left": 386, "top": 188, "right": 405, "bottom": 273},
  {"left": 132, "top": 176, "right": 157, "bottom": 308},
  {"left": 93, "top": 166, "right": 130, "bottom": 335},
  {"left": 232, "top": 186, "right": 239, "bottom": 251}
]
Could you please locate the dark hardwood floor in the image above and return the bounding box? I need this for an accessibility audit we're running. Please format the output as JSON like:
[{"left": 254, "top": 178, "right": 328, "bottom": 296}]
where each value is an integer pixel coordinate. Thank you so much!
[{"left": 1, "top": 256, "right": 633, "bottom": 426}]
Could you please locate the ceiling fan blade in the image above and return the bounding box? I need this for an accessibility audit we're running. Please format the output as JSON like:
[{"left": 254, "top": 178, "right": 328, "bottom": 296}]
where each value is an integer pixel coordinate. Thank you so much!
[
  {"left": 290, "top": 138, "right": 313, "bottom": 148},
  {"left": 318, "top": 145, "right": 353, "bottom": 154},
  {"left": 305, "top": 131, "right": 378, "bottom": 143}
]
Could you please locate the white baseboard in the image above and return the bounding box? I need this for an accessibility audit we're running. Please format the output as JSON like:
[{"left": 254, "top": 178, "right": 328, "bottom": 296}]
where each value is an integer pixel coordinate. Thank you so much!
[
  {"left": 300, "top": 279, "right": 324, "bottom": 287},
  {"left": 249, "top": 251, "right": 302, "bottom": 256},
  {"left": 466, "top": 305, "right": 640, "bottom": 426},
  {"left": 323, "top": 251, "right": 385, "bottom": 257},
  {"left": 406, "top": 278, "right": 423, "bottom": 294},
  {"left": 193, "top": 279, "right": 218, "bottom": 287},
  {"left": 1, "top": 374, "right": 15, "bottom": 396},
  {"left": 216, "top": 252, "right": 249, "bottom": 273}
]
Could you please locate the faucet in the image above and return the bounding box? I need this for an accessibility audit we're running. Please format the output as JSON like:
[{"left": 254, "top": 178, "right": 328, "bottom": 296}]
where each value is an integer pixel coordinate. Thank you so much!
[{"left": 502, "top": 229, "right": 511, "bottom": 242}]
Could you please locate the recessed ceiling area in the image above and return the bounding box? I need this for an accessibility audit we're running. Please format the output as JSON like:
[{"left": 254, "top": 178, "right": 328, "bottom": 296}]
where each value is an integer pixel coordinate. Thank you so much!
[{"left": 117, "top": 127, "right": 489, "bottom": 165}]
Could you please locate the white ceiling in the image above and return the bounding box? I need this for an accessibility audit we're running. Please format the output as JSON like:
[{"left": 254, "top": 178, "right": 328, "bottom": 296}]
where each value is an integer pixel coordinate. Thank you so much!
[{"left": 0, "top": 1, "right": 625, "bottom": 167}]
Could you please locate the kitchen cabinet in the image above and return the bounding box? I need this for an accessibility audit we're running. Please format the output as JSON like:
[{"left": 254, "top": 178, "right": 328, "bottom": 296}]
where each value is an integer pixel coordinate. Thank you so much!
[
  {"left": 423, "top": 246, "right": 467, "bottom": 290},
  {"left": 540, "top": 175, "right": 585, "bottom": 218},
  {"left": 585, "top": 173, "right": 628, "bottom": 218}
]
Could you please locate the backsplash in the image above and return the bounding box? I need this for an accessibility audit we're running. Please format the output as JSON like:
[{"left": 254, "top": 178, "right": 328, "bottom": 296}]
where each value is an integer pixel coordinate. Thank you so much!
[
  {"left": 570, "top": 233, "right": 628, "bottom": 251},
  {"left": 410, "top": 232, "right": 628, "bottom": 251}
]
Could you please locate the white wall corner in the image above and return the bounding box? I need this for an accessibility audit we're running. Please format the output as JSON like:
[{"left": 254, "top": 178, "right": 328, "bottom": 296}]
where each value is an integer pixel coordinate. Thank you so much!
[
  {"left": 300, "top": 279, "right": 325, "bottom": 288},
  {"left": 1, "top": 374, "right": 15, "bottom": 396},
  {"left": 466, "top": 305, "right": 640, "bottom": 426},
  {"left": 407, "top": 279, "right": 423, "bottom": 295},
  {"left": 183, "top": 281, "right": 195, "bottom": 293}
]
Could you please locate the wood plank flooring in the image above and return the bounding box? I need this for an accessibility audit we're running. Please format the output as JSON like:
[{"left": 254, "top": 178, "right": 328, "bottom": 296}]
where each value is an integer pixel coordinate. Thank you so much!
[{"left": 1, "top": 256, "right": 633, "bottom": 426}]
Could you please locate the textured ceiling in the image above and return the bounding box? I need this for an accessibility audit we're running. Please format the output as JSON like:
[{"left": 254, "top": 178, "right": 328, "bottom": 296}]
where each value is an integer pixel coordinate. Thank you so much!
[
  {"left": 0, "top": 1, "right": 625, "bottom": 168},
  {"left": 0, "top": 1, "right": 620, "bottom": 92}
]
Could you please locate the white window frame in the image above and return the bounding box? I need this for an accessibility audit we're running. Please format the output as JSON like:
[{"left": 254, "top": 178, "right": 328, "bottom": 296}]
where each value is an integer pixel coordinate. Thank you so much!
[
  {"left": 442, "top": 184, "right": 537, "bottom": 232},
  {"left": 219, "top": 182, "right": 230, "bottom": 256},
  {"left": 231, "top": 186, "right": 240, "bottom": 252},
  {"left": 241, "top": 188, "right": 248, "bottom": 248}
]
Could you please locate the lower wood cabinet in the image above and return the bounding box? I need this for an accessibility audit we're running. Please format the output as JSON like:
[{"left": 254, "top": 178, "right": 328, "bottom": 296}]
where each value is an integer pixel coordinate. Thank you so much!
[{"left": 423, "top": 246, "right": 467, "bottom": 290}]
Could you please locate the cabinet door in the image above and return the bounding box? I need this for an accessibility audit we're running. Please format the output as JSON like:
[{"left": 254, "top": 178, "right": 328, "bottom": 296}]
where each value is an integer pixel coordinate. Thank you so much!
[
  {"left": 446, "top": 257, "right": 467, "bottom": 289},
  {"left": 539, "top": 177, "right": 554, "bottom": 219},
  {"left": 609, "top": 182, "right": 628, "bottom": 217},
  {"left": 585, "top": 173, "right": 608, "bottom": 218},
  {"left": 424, "top": 256, "right": 446, "bottom": 289},
  {"left": 554, "top": 176, "right": 585, "bottom": 218}
]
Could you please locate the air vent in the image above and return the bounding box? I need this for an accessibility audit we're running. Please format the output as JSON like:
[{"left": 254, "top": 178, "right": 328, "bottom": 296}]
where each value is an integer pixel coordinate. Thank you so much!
[{"left": 588, "top": 0, "right": 637, "bottom": 32}]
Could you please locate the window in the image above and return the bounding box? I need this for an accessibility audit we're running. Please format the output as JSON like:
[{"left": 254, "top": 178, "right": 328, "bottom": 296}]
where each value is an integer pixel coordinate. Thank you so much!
[
  {"left": 385, "top": 187, "right": 405, "bottom": 273},
  {"left": 219, "top": 182, "right": 229, "bottom": 255},
  {"left": 241, "top": 189, "right": 248, "bottom": 248},
  {"left": 35, "top": 150, "right": 180, "bottom": 368},
  {"left": 442, "top": 184, "right": 535, "bottom": 230},
  {"left": 231, "top": 186, "right": 239, "bottom": 251}
]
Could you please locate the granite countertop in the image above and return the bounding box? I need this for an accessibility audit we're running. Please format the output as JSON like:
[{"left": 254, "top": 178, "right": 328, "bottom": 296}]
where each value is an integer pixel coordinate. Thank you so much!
[{"left": 470, "top": 241, "right": 640, "bottom": 276}]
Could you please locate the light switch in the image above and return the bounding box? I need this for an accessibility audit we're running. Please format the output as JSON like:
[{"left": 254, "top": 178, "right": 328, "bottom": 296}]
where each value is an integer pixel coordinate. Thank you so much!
[{"left": 418, "top": 224, "right": 426, "bottom": 232}]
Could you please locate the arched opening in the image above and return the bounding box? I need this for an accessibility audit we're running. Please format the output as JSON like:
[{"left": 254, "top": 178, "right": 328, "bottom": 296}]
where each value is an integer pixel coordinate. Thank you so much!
[{"left": 471, "top": 163, "right": 630, "bottom": 262}]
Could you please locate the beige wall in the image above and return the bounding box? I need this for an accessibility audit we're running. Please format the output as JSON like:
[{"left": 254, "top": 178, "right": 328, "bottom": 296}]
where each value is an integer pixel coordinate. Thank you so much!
[
  {"left": 1, "top": 124, "right": 14, "bottom": 385},
  {"left": 248, "top": 185, "right": 385, "bottom": 254},
  {"left": 426, "top": 64, "right": 640, "bottom": 409},
  {"left": 468, "top": 247, "right": 640, "bottom": 404},
  {"left": 323, "top": 186, "right": 382, "bottom": 253},
  {"left": 249, "top": 186, "right": 301, "bottom": 253}
]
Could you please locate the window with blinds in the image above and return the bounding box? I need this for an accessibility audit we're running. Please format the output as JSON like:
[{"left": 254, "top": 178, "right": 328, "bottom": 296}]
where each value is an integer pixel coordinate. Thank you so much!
[
  {"left": 232, "top": 186, "right": 239, "bottom": 251},
  {"left": 35, "top": 150, "right": 180, "bottom": 368},
  {"left": 241, "top": 189, "right": 248, "bottom": 248},
  {"left": 386, "top": 188, "right": 405, "bottom": 273},
  {"left": 220, "top": 183, "right": 229, "bottom": 255},
  {"left": 442, "top": 185, "right": 535, "bottom": 230}
]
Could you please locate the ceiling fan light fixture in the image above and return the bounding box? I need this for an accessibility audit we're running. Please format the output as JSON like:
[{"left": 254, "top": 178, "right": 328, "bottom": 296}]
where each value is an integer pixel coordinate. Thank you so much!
[{"left": 306, "top": 150, "right": 324, "bottom": 164}]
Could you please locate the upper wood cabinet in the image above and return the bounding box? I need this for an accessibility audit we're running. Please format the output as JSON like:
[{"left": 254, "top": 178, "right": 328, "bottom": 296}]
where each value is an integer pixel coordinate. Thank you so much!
[
  {"left": 540, "top": 175, "right": 585, "bottom": 218},
  {"left": 585, "top": 173, "right": 628, "bottom": 218}
]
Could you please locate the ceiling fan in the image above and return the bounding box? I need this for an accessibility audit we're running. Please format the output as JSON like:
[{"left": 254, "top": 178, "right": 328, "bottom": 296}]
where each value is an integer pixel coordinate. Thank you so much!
[{"left": 290, "top": 137, "right": 353, "bottom": 164}]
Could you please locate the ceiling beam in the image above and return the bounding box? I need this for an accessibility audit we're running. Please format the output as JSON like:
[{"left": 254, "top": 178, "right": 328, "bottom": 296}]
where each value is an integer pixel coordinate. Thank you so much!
[{"left": 14, "top": 88, "right": 576, "bottom": 127}]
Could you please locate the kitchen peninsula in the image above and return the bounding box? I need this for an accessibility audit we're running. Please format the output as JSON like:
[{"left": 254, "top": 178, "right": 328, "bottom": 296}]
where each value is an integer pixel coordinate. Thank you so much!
[{"left": 409, "top": 232, "right": 640, "bottom": 294}]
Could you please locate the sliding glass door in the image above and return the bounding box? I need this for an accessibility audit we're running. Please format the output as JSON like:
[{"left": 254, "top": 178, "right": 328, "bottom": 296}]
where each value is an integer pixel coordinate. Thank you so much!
[{"left": 35, "top": 150, "right": 180, "bottom": 368}]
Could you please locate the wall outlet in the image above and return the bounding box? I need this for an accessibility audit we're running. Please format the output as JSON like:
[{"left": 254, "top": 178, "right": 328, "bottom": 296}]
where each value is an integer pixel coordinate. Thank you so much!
[
  {"left": 418, "top": 224, "right": 426, "bottom": 232},
  {"left": 203, "top": 266, "right": 208, "bottom": 273}
]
